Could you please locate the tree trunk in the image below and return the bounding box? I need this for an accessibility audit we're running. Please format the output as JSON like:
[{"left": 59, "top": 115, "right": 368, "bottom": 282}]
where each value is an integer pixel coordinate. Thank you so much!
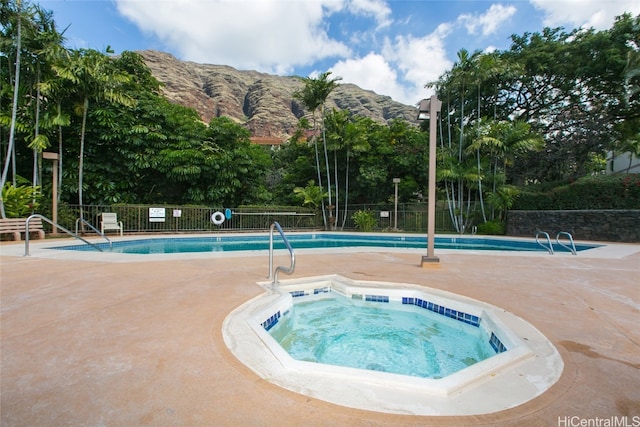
[
  {"left": 341, "top": 151, "right": 350, "bottom": 230},
  {"left": 0, "top": 2, "right": 22, "bottom": 218},
  {"left": 78, "top": 97, "right": 89, "bottom": 221}
]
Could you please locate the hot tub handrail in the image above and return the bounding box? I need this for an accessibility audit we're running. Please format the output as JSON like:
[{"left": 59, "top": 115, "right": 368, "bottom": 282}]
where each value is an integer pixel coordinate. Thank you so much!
[
  {"left": 75, "top": 217, "right": 112, "bottom": 248},
  {"left": 24, "top": 214, "right": 103, "bottom": 256},
  {"left": 268, "top": 221, "right": 296, "bottom": 285}
]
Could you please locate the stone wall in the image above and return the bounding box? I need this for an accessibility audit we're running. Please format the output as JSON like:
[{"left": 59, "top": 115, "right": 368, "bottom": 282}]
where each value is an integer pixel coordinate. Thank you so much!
[{"left": 505, "top": 210, "right": 640, "bottom": 242}]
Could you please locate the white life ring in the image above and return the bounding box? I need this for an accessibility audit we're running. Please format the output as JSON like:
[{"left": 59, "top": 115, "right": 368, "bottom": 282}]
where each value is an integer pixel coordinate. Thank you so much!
[{"left": 211, "top": 211, "right": 225, "bottom": 225}]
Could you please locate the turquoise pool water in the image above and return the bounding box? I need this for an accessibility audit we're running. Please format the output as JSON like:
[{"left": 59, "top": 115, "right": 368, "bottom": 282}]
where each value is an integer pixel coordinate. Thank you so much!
[
  {"left": 268, "top": 292, "right": 495, "bottom": 379},
  {"left": 50, "top": 233, "right": 600, "bottom": 254}
]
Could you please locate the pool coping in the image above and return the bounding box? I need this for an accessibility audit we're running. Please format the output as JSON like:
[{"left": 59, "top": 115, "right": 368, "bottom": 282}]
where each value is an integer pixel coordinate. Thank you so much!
[
  {"left": 223, "top": 274, "right": 564, "bottom": 416},
  {"left": 1, "top": 232, "right": 635, "bottom": 263}
]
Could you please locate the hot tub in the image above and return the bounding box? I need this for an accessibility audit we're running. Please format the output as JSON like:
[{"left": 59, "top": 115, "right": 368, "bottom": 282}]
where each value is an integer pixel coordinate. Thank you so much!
[{"left": 222, "top": 275, "right": 564, "bottom": 416}]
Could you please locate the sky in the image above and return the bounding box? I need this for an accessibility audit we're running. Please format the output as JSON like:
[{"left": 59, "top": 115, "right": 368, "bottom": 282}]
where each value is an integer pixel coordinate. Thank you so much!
[{"left": 39, "top": 0, "right": 640, "bottom": 106}]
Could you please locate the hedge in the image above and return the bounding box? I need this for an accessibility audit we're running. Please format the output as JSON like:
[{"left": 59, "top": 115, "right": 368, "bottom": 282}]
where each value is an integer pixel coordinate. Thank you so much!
[{"left": 513, "top": 174, "right": 640, "bottom": 210}]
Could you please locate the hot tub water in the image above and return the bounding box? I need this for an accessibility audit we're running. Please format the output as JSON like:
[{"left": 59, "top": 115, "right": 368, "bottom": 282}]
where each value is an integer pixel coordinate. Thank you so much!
[{"left": 269, "top": 292, "right": 496, "bottom": 379}]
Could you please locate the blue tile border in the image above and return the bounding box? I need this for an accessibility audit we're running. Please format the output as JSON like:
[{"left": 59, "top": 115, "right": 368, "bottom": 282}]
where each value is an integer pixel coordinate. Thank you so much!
[
  {"left": 271, "top": 289, "right": 508, "bottom": 355},
  {"left": 261, "top": 311, "right": 281, "bottom": 331},
  {"left": 290, "top": 287, "right": 331, "bottom": 298},
  {"left": 365, "top": 295, "right": 389, "bottom": 303},
  {"left": 490, "top": 332, "right": 507, "bottom": 353},
  {"left": 402, "top": 297, "right": 481, "bottom": 327}
]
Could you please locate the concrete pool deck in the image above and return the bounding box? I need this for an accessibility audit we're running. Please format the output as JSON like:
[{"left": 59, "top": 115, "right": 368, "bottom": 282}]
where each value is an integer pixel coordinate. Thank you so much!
[{"left": 1, "top": 237, "right": 639, "bottom": 426}]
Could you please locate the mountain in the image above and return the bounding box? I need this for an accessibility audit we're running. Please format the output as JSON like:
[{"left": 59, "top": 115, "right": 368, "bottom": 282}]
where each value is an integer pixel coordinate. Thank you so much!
[{"left": 138, "top": 50, "right": 418, "bottom": 140}]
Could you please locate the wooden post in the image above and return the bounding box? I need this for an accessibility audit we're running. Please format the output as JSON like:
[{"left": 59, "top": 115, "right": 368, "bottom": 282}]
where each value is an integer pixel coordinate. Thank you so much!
[{"left": 43, "top": 152, "right": 59, "bottom": 234}]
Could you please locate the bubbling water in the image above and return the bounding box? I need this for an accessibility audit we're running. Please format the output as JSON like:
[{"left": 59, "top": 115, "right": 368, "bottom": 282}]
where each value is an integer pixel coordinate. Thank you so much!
[{"left": 269, "top": 293, "right": 495, "bottom": 379}]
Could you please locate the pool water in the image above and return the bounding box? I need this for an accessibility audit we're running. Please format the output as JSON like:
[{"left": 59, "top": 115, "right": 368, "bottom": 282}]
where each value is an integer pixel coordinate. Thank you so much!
[
  {"left": 50, "top": 233, "right": 600, "bottom": 253},
  {"left": 269, "top": 292, "right": 495, "bottom": 379}
]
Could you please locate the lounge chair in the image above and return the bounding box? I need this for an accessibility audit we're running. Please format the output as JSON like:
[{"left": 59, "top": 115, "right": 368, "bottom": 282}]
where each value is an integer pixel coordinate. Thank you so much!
[{"left": 100, "top": 213, "right": 123, "bottom": 236}]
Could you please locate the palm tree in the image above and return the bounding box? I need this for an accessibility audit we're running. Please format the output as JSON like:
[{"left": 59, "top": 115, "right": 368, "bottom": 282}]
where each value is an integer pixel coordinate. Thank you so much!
[
  {"left": 497, "top": 120, "right": 544, "bottom": 179},
  {"left": 52, "top": 47, "right": 133, "bottom": 220},
  {"left": 24, "top": 5, "right": 65, "bottom": 195},
  {"left": 324, "top": 110, "right": 369, "bottom": 229},
  {"left": 0, "top": 0, "right": 24, "bottom": 218},
  {"left": 471, "top": 52, "right": 505, "bottom": 223},
  {"left": 469, "top": 119, "right": 543, "bottom": 220},
  {"left": 437, "top": 146, "right": 479, "bottom": 232},
  {"left": 446, "top": 49, "right": 479, "bottom": 232},
  {"left": 293, "top": 71, "right": 341, "bottom": 229},
  {"left": 427, "top": 70, "right": 460, "bottom": 231},
  {"left": 293, "top": 180, "right": 328, "bottom": 209},
  {"left": 39, "top": 71, "right": 72, "bottom": 202}
]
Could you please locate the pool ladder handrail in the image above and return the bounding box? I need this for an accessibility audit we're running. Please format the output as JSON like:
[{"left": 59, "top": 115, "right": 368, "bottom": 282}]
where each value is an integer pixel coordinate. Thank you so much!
[
  {"left": 75, "top": 217, "right": 113, "bottom": 248},
  {"left": 268, "top": 221, "right": 296, "bottom": 285},
  {"left": 24, "top": 214, "right": 104, "bottom": 256},
  {"left": 535, "top": 230, "right": 577, "bottom": 255},
  {"left": 556, "top": 231, "right": 577, "bottom": 255},
  {"left": 535, "top": 230, "right": 554, "bottom": 254}
]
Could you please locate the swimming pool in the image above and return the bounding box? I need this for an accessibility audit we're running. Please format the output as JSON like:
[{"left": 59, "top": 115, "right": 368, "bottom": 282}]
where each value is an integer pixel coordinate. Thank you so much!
[{"left": 50, "top": 233, "right": 600, "bottom": 254}]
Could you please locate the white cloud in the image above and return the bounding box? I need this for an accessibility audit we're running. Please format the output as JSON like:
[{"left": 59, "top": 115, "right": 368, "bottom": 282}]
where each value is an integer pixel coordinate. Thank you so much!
[
  {"left": 530, "top": 0, "right": 640, "bottom": 30},
  {"left": 327, "top": 22, "right": 453, "bottom": 106},
  {"left": 116, "top": 0, "right": 352, "bottom": 74},
  {"left": 329, "top": 52, "right": 404, "bottom": 99},
  {"left": 382, "top": 24, "right": 454, "bottom": 104},
  {"left": 117, "top": 0, "right": 627, "bottom": 107},
  {"left": 347, "top": 0, "right": 392, "bottom": 28},
  {"left": 458, "top": 4, "right": 517, "bottom": 37},
  {"left": 484, "top": 45, "right": 498, "bottom": 54},
  {"left": 289, "top": 3, "right": 458, "bottom": 106}
]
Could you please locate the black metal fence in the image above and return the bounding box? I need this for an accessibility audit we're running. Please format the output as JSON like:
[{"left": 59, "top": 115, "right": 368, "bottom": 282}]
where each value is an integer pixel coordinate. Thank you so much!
[
  {"left": 49, "top": 203, "right": 455, "bottom": 234},
  {"left": 338, "top": 203, "right": 455, "bottom": 232},
  {"left": 59, "top": 205, "right": 319, "bottom": 233}
]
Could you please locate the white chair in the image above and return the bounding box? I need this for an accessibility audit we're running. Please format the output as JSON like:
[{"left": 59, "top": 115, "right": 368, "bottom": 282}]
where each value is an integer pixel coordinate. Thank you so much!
[{"left": 100, "top": 213, "right": 123, "bottom": 236}]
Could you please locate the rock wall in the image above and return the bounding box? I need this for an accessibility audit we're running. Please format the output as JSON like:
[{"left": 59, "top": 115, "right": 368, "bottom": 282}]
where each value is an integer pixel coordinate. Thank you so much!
[{"left": 506, "top": 210, "right": 640, "bottom": 242}]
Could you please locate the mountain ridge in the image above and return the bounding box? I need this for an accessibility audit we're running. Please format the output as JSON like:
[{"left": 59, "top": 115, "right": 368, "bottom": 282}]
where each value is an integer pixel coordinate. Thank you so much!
[{"left": 137, "top": 50, "right": 418, "bottom": 139}]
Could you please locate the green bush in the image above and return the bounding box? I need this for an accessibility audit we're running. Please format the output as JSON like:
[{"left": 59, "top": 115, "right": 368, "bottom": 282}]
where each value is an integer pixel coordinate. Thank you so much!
[
  {"left": 513, "top": 175, "right": 640, "bottom": 210},
  {"left": 476, "top": 220, "right": 506, "bottom": 235},
  {"left": 351, "top": 209, "right": 377, "bottom": 232},
  {"left": 2, "top": 182, "right": 42, "bottom": 218}
]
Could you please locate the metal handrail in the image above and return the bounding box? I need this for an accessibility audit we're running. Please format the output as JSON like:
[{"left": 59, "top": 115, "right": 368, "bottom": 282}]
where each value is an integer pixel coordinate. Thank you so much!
[
  {"left": 556, "top": 231, "right": 577, "bottom": 255},
  {"left": 75, "top": 217, "right": 112, "bottom": 248},
  {"left": 535, "top": 230, "right": 554, "bottom": 254},
  {"left": 25, "top": 214, "right": 103, "bottom": 256},
  {"left": 268, "top": 222, "right": 296, "bottom": 285}
]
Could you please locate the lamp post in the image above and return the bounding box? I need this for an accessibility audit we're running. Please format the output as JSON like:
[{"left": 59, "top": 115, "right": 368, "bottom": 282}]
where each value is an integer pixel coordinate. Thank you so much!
[
  {"left": 417, "top": 95, "right": 442, "bottom": 264},
  {"left": 393, "top": 178, "right": 400, "bottom": 230},
  {"left": 42, "top": 152, "right": 59, "bottom": 234}
]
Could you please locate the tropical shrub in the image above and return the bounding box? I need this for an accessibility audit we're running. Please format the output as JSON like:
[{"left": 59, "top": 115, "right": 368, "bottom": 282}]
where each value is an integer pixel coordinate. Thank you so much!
[
  {"left": 2, "top": 182, "right": 42, "bottom": 218},
  {"left": 293, "top": 180, "right": 327, "bottom": 208},
  {"left": 351, "top": 209, "right": 377, "bottom": 232},
  {"left": 476, "top": 220, "right": 506, "bottom": 235}
]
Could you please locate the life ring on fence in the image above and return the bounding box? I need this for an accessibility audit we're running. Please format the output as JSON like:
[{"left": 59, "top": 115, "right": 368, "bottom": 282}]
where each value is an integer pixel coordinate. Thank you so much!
[{"left": 211, "top": 211, "right": 225, "bottom": 225}]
